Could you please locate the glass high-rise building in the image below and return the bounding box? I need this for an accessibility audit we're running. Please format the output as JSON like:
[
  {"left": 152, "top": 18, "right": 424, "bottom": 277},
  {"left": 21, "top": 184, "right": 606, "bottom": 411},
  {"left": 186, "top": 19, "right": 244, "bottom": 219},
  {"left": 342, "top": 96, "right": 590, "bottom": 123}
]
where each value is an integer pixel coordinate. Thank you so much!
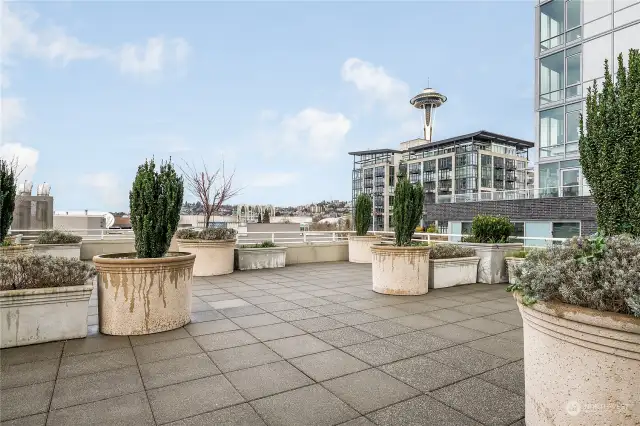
[{"left": 535, "top": 0, "right": 640, "bottom": 195}]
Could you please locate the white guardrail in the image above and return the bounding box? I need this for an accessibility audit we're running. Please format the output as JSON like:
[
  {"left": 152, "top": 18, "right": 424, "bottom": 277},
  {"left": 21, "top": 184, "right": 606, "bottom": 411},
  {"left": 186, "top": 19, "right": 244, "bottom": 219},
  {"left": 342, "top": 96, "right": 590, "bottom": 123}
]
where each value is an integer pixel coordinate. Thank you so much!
[
  {"left": 371, "top": 231, "right": 568, "bottom": 247},
  {"left": 10, "top": 229, "right": 568, "bottom": 247}
]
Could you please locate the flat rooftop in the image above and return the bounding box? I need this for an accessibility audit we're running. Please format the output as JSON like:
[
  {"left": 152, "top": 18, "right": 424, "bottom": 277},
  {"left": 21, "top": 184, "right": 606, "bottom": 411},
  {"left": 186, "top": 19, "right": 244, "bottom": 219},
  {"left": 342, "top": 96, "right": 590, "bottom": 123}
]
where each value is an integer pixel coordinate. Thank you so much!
[{"left": 1, "top": 262, "right": 525, "bottom": 426}]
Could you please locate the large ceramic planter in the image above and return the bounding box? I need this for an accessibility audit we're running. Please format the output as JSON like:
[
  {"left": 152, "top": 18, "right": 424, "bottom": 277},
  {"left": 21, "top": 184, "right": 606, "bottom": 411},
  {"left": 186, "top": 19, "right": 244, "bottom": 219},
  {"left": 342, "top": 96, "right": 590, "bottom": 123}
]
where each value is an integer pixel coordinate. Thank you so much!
[
  {"left": 458, "top": 243, "right": 522, "bottom": 284},
  {"left": 1, "top": 284, "right": 93, "bottom": 348},
  {"left": 505, "top": 257, "right": 526, "bottom": 285},
  {"left": 0, "top": 244, "right": 34, "bottom": 259},
  {"left": 34, "top": 243, "right": 82, "bottom": 259},
  {"left": 93, "top": 252, "right": 195, "bottom": 335},
  {"left": 371, "top": 245, "right": 431, "bottom": 295},
  {"left": 235, "top": 246, "right": 287, "bottom": 271},
  {"left": 515, "top": 294, "right": 640, "bottom": 425},
  {"left": 348, "top": 235, "right": 382, "bottom": 263},
  {"left": 429, "top": 257, "right": 480, "bottom": 289},
  {"left": 176, "top": 239, "right": 236, "bottom": 276}
]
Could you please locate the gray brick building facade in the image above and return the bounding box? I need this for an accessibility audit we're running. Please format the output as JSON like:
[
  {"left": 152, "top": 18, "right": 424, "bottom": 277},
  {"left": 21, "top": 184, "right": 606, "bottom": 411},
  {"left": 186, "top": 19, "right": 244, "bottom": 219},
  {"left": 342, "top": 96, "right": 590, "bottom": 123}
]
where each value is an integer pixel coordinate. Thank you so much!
[{"left": 424, "top": 196, "right": 597, "bottom": 236}]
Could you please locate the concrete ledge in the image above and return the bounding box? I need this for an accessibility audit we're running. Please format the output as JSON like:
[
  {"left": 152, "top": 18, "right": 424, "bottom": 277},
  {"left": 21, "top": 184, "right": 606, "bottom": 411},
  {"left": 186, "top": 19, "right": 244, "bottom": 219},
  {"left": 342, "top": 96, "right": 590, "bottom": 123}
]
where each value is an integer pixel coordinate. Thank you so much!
[
  {"left": 80, "top": 240, "right": 135, "bottom": 260},
  {"left": 281, "top": 242, "right": 348, "bottom": 265}
]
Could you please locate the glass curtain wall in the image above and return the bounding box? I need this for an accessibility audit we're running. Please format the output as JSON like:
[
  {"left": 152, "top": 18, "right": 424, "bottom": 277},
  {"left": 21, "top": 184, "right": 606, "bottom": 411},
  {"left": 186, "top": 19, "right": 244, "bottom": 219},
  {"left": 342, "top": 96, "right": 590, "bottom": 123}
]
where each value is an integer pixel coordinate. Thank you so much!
[{"left": 540, "top": 0, "right": 582, "bottom": 52}]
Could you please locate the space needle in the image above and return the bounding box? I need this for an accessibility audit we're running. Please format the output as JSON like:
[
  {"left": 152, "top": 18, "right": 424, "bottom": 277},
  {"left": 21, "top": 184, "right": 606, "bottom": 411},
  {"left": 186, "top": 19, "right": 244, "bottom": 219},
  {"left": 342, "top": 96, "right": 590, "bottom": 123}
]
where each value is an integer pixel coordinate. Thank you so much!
[{"left": 409, "top": 88, "right": 447, "bottom": 143}]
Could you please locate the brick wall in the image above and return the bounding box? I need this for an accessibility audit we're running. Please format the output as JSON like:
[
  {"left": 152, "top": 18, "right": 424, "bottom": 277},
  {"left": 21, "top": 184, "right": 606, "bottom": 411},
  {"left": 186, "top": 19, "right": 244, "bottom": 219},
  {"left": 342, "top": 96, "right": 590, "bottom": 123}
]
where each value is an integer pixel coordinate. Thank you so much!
[{"left": 425, "top": 196, "right": 597, "bottom": 236}]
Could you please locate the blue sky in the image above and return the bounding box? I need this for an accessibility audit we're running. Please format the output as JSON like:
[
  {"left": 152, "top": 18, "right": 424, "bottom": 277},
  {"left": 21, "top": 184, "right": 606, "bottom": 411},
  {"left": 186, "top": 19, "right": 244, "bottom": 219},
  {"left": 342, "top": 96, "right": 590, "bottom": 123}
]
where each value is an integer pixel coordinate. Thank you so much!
[{"left": 2, "top": 1, "right": 534, "bottom": 212}]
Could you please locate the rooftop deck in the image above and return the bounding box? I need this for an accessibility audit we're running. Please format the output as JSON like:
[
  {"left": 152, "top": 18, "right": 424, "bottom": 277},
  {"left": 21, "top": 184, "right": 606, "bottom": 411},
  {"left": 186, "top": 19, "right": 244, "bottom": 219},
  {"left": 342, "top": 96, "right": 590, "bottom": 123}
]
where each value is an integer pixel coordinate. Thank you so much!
[{"left": 1, "top": 262, "right": 525, "bottom": 426}]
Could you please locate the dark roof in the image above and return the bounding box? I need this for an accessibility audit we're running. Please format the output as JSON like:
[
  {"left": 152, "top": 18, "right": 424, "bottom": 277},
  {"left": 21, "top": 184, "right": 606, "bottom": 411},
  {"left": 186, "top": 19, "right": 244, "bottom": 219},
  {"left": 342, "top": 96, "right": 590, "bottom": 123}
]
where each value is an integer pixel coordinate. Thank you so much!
[
  {"left": 348, "top": 148, "right": 401, "bottom": 156},
  {"left": 412, "top": 130, "right": 534, "bottom": 152}
]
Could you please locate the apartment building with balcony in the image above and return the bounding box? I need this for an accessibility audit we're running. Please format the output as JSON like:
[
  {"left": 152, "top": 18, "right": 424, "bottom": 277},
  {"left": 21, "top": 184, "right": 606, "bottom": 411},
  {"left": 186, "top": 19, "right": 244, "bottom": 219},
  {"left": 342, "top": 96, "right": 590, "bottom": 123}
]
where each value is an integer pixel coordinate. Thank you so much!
[{"left": 349, "top": 131, "right": 533, "bottom": 232}]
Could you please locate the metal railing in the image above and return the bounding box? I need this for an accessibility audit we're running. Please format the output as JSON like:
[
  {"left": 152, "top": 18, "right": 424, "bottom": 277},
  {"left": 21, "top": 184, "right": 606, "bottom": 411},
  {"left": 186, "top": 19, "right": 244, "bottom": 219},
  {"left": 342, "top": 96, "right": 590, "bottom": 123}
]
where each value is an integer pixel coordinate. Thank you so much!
[
  {"left": 10, "top": 229, "right": 135, "bottom": 241},
  {"left": 237, "top": 231, "right": 354, "bottom": 244},
  {"left": 436, "top": 185, "right": 591, "bottom": 204},
  {"left": 371, "top": 231, "right": 568, "bottom": 248},
  {"left": 10, "top": 229, "right": 354, "bottom": 244}
]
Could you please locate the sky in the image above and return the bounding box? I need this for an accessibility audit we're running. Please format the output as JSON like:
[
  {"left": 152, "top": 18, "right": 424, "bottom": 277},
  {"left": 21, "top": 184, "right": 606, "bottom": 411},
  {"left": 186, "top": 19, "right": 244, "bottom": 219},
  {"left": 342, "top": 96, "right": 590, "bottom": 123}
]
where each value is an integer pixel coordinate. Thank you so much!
[{"left": 1, "top": 0, "right": 535, "bottom": 212}]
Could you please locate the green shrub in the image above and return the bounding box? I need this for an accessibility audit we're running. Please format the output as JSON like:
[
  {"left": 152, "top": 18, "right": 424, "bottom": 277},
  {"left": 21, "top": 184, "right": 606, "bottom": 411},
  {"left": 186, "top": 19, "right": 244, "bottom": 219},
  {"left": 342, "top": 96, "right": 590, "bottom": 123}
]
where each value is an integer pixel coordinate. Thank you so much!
[
  {"left": 175, "top": 228, "right": 237, "bottom": 241},
  {"left": 0, "top": 255, "right": 97, "bottom": 290},
  {"left": 130, "top": 159, "right": 183, "bottom": 258},
  {"left": 464, "top": 215, "right": 514, "bottom": 244},
  {"left": 429, "top": 244, "right": 476, "bottom": 260},
  {"left": 508, "top": 235, "right": 640, "bottom": 317},
  {"left": 355, "top": 194, "right": 373, "bottom": 236},
  {"left": 0, "top": 159, "right": 17, "bottom": 243},
  {"left": 36, "top": 230, "right": 82, "bottom": 245},
  {"left": 506, "top": 249, "right": 528, "bottom": 259},
  {"left": 392, "top": 178, "right": 424, "bottom": 246},
  {"left": 242, "top": 241, "right": 277, "bottom": 248},
  {"left": 580, "top": 49, "right": 640, "bottom": 237},
  {"left": 425, "top": 224, "right": 438, "bottom": 233}
]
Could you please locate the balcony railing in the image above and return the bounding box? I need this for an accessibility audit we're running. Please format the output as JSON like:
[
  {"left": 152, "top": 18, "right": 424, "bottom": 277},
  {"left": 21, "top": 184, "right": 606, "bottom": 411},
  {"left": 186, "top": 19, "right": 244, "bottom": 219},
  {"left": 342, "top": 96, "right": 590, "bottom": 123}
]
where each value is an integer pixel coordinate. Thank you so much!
[{"left": 435, "top": 185, "right": 591, "bottom": 204}]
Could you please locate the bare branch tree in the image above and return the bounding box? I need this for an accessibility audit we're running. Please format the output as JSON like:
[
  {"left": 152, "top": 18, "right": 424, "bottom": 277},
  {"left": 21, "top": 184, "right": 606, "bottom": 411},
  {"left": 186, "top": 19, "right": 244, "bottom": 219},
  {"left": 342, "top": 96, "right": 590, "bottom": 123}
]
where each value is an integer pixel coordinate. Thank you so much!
[{"left": 180, "top": 160, "right": 241, "bottom": 228}]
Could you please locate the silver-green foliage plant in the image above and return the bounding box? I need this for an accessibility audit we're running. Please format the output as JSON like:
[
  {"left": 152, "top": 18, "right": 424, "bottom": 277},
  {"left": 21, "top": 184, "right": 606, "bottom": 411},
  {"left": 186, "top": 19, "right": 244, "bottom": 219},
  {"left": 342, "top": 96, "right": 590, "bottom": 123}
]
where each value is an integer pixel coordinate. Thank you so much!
[
  {"left": 130, "top": 159, "right": 183, "bottom": 258},
  {"left": 0, "top": 255, "right": 97, "bottom": 290},
  {"left": 429, "top": 243, "right": 476, "bottom": 260},
  {"left": 508, "top": 235, "right": 640, "bottom": 317},
  {"left": 36, "top": 230, "right": 82, "bottom": 245},
  {"left": 392, "top": 177, "right": 424, "bottom": 246},
  {"left": 175, "top": 227, "right": 236, "bottom": 241},
  {"left": 355, "top": 193, "right": 372, "bottom": 236},
  {"left": 0, "top": 159, "right": 17, "bottom": 243},
  {"left": 580, "top": 49, "right": 640, "bottom": 237}
]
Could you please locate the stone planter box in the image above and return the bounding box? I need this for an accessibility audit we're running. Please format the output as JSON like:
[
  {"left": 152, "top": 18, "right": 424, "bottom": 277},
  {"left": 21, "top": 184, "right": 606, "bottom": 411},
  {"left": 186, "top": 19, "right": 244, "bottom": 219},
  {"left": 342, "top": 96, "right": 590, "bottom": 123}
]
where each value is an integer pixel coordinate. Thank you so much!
[
  {"left": 505, "top": 257, "right": 526, "bottom": 285},
  {"left": 515, "top": 293, "right": 640, "bottom": 425},
  {"left": 429, "top": 257, "right": 480, "bottom": 289},
  {"left": 34, "top": 243, "right": 82, "bottom": 259},
  {"left": 458, "top": 243, "right": 523, "bottom": 284},
  {"left": 1, "top": 284, "right": 93, "bottom": 348},
  {"left": 0, "top": 244, "right": 34, "bottom": 259},
  {"left": 235, "top": 246, "right": 287, "bottom": 270},
  {"left": 348, "top": 235, "right": 382, "bottom": 263},
  {"left": 371, "top": 244, "right": 431, "bottom": 295},
  {"left": 177, "top": 239, "right": 236, "bottom": 276},
  {"left": 93, "top": 252, "right": 195, "bottom": 335}
]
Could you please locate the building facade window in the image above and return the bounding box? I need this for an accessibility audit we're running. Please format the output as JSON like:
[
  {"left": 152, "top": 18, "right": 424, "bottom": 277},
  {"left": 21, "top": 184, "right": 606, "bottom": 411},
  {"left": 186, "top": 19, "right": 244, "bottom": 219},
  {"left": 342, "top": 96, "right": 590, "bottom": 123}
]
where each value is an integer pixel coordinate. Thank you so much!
[
  {"left": 565, "top": 45, "right": 582, "bottom": 99},
  {"left": 540, "top": 106, "right": 565, "bottom": 158},
  {"left": 540, "top": 51, "right": 565, "bottom": 104},
  {"left": 541, "top": 0, "right": 565, "bottom": 51}
]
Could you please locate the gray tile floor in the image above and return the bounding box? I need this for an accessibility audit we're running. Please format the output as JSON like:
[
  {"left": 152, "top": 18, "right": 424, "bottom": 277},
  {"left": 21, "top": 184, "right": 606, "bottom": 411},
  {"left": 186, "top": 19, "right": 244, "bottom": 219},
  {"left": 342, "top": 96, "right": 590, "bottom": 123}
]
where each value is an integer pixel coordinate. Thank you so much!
[{"left": 0, "top": 262, "right": 525, "bottom": 426}]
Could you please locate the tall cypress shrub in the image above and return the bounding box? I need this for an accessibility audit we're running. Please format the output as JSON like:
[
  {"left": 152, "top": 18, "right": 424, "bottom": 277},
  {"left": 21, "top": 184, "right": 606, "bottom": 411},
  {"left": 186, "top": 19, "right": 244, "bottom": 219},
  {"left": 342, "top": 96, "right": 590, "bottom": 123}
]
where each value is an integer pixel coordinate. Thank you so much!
[
  {"left": 392, "top": 177, "right": 424, "bottom": 246},
  {"left": 0, "top": 159, "right": 18, "bottom": 243},
  {"left": 580, "top": 49, "right": 640, "bottom": 236},
  {"left": 355, "top": 193, "right": 373, "bottom": 236},
  {"left": 130, "top": 158, "right": 184, "bottom": 258}
]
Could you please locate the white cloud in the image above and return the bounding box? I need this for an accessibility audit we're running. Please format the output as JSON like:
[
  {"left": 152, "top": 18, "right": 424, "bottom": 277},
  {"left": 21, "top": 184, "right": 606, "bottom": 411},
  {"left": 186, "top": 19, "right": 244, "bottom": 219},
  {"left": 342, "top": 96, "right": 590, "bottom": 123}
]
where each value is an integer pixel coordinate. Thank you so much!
[
  {"left": 0, "top": 142, "right": 39, "bottom": 181},
  {"left": 82, "top": 172, "right": 124, "bottom": 209},
  {"left": 1, "top": 97, "right": 26, "bottom": 130},
  {"left": 341, "top": 57, "right": 412, "bottom": 120},
  {"left": 1, "top": 4, "right": 190, "bottom": 79},
  {"left": 279, "top": 108, "right": 351, "bottom": 159},
  {"left": 251, "top": 172, "right": 298, "bottom": 188}
]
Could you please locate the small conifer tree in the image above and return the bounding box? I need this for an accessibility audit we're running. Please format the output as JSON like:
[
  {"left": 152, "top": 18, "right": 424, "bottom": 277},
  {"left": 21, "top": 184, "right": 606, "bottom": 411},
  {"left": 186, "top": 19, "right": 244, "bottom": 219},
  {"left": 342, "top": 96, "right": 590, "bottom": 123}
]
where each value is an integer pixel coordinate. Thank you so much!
[
  {"left": 355, "top": 194, "right": 372, "bottom": 236},
  {"left": 392, "top": 178, "right": 424, "bottom": 246}
]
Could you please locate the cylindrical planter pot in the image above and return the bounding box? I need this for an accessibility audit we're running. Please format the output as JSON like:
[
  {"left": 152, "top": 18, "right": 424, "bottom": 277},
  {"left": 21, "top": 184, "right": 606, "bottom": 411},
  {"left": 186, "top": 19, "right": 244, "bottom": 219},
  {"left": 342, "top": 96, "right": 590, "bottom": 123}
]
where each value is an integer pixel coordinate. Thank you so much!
[
  {"left": 93, "top": 252, "right": 195, "bottom": 335},
  {"left": 348, "top": 235, "right": 382, "bottom": 263},
  {"left": 429, "top": 257, "right": 480, "bottom": 289},
  {"left": 371, "top": 245, "right": 431, "bottom": 295},
  {"left": 177, "top": 239, "right": 236, "bottom": 276},
  {"left": 505, "top": 257, "right": 526, "bottom": 285},
  {"left": 1, "top": 284, "right": 93, "bottom": 348},
  {"left": 458, "top": 243, "right": 523, "bottom": 284},
  {"left": 515, "top": 294, "right": 640, "bottom": 425},
  {"left": 235, "top": 246, "right": 287, "bottom": 270},
  {"left": 34, "top": 243, "right": 82, "bottom": 259},
  {"left": 0, "top": 244, "right": 34, "bottom": 259}
]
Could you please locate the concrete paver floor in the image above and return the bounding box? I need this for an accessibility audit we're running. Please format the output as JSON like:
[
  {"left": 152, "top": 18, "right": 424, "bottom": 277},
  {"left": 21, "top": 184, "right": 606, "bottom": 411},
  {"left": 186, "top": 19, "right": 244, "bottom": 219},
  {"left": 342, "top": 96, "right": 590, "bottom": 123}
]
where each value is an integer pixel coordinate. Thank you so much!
[{"left": 0, "top": 262, "right": 525, "bottom": 426}]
